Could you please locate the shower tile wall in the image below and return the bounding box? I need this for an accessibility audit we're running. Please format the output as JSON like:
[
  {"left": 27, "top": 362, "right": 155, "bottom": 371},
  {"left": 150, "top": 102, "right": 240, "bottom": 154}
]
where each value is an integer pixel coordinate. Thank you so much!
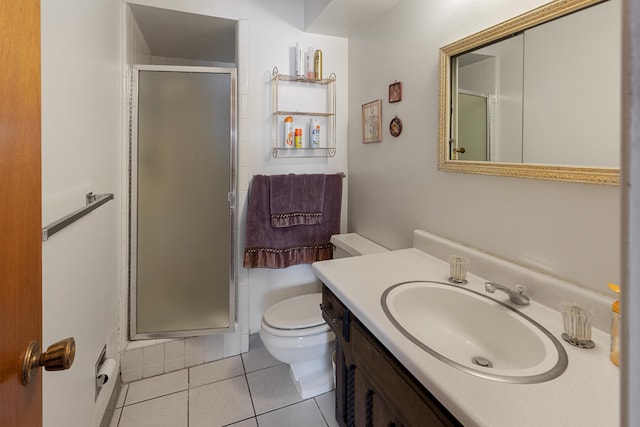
[{"left": 122, "top": 335, "right": 240, "bottom": 383}]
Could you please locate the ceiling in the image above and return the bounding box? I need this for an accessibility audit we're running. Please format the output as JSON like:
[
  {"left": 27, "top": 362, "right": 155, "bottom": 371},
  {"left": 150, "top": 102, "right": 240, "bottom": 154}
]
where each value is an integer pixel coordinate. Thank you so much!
[
  {"left": 128, "top": 0, "right": 399, "bottom": 62},
  {"left": 304, "top": 0, "right": 400, "bottom": 37},
  {"left": 129, "top": 4, "right": 236, "bottom": 63}
]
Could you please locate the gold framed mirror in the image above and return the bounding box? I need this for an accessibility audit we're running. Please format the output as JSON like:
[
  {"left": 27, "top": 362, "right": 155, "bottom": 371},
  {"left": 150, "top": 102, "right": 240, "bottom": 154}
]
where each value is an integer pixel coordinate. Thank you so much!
[{"left": 438, "top": 0, "right": 620, "bottom": 185}]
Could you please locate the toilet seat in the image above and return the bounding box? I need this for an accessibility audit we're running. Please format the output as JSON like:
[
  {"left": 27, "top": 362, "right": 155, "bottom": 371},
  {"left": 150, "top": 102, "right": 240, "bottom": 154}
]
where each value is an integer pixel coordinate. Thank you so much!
[{"left": 262, "top": 293, "right": 329, "bottom": 337}]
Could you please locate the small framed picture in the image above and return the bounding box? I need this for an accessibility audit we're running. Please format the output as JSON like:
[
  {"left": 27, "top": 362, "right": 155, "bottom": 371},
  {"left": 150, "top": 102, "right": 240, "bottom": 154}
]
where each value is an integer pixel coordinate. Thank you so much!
[
  {"left": 389, "top": 81, "right": 402, "bottom": 103},
  {"left": 362, "top": 99, "right": 382, "bottom": 143}
]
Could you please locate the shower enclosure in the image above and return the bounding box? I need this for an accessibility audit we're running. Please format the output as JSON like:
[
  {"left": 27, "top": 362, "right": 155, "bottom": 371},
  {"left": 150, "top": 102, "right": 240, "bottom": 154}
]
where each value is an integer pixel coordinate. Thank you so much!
[{"left": 130, "top": 65, "right": 236, "bottom": 339}]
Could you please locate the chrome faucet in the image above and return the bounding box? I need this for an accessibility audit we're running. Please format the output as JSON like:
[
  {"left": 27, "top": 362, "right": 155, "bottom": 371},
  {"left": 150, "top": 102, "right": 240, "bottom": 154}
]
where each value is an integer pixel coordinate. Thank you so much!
[{"left": 484, "top": 282, "right": 530, "bottom": 305}]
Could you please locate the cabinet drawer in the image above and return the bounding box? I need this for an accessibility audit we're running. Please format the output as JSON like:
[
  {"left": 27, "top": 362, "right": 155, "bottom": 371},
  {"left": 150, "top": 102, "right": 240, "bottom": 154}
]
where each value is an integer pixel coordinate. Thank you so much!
[{"left": 321, "top": 285, "right": 350, "bottom": 342}]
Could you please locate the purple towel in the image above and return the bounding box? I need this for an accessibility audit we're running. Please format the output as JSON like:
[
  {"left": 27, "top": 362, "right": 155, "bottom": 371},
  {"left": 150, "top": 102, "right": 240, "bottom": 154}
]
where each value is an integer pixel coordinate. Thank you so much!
[
  {"left": 243, "top": 174, "right": 342, "bottom": 269},
  {"left": 269, "top": 174, "right": 325, "bottom": 227}
]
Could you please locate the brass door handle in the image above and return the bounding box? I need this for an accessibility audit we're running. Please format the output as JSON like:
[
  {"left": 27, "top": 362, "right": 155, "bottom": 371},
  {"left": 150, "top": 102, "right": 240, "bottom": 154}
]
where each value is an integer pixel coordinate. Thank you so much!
[
  {"left": 22, "top": 337, "right": 76, "bottom": 385},
  {"left": 454, "top": 147, "right": 466, "bottom": 153}
]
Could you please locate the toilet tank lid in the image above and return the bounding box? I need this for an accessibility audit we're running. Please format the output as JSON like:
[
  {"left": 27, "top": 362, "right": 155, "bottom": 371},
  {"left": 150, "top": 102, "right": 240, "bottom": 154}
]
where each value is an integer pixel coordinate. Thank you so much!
[
  {"left": 263, "top": 293, "right": 325, "bottom": 329},
  {"left": 330, "top": 233, "right": 388, "bottom": 256}
]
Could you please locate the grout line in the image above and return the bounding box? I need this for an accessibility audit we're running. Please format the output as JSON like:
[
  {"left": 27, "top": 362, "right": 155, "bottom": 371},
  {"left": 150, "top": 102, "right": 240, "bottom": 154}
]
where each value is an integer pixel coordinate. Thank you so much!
[
  {"left": 187, "top": 372, "right": 247, "bottom": 391},
  {"left": 221, "top": 415, "right": 258, "bottom": 427},
  {"left": 122, "top": 389, "right": 188, "bottom": 408},
  {"left": 114, "top": 408, "right": 123, "bottom": 427},
  {"left": 118, "top": 384, "right": 130, "bottom": 409},
  {"left": 240, "top": 355, "right": 259, "bottom": 419},
  {"left": 253, "top": 397, "right": 314, "bottom": 418},
  {"left": 313, "top": 395, "right": 331, "bottom": 427}
]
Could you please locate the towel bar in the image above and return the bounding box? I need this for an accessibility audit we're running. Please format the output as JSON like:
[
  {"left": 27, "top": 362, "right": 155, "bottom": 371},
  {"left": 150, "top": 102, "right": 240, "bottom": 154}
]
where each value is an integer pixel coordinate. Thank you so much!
[{"left": 42, "top": 192, "right": 114, "bottom": 241}]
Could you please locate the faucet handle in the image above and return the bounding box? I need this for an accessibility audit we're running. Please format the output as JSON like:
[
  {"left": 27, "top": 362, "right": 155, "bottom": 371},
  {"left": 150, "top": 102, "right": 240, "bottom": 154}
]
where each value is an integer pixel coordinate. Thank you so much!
[{"left": 515, "top": 285, "right": 528, "bottom": 294}]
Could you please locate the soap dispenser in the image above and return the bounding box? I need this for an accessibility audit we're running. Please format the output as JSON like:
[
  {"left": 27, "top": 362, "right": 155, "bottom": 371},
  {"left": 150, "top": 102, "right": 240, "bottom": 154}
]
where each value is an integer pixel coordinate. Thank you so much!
[{"left": 608, "top": 283, "right": 620, "bottom": 366}]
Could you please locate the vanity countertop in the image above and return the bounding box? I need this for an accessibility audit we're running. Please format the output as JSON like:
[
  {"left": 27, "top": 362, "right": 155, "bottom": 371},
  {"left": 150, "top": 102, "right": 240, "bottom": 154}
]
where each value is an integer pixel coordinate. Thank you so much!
[{"left": 312, "top": 248, "right": 619, "bottom": 427}]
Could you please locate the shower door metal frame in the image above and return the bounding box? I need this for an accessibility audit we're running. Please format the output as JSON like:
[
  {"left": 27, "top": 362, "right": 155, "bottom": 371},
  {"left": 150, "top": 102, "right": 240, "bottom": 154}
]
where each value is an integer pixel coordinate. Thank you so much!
[{"left": 129, "top": 65, "right": 237, "bottom": 339}]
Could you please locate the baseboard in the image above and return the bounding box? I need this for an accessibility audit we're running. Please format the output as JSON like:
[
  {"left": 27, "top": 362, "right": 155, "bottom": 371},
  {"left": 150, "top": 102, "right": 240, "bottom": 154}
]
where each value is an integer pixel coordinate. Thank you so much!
[{"left": 99, "top": 373, "right": 123, "bottom": 427}]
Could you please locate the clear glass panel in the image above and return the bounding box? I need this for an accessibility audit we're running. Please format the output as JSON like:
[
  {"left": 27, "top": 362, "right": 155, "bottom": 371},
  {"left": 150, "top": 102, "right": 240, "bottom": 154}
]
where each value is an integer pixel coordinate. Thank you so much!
[{"left": 136, "top": 70, "right": 231, "bottom": 334}]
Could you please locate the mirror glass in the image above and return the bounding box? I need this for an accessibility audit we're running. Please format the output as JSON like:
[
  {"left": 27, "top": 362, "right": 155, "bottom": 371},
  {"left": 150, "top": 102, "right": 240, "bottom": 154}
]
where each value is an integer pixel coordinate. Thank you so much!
[{"left": 439, "top": 0, "right": 620, "bottom": 184}]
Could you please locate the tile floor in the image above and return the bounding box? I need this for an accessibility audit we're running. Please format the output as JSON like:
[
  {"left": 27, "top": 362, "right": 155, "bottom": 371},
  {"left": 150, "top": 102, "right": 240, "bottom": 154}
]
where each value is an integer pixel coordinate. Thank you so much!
[{"left": 108, "top": 336, "right": 339, "bottom": 427}]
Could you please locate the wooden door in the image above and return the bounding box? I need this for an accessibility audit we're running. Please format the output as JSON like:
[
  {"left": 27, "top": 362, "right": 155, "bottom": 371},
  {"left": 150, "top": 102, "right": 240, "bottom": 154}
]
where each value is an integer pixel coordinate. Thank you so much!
[{"left": 0, "top": 0, "right": 43, "bottom": 426}]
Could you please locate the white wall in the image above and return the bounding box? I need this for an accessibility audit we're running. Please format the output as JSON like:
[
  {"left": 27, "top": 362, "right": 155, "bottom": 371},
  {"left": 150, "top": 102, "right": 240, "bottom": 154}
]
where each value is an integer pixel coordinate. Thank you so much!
[
  {"left": 41, "top": 0, "right": 122, "bottom": 426},
  {"left": 347, "top": 0, "right": 620, "bottom": 295},
  {"left": 125, "top": 0, "right": 349, "bottom": 334}
]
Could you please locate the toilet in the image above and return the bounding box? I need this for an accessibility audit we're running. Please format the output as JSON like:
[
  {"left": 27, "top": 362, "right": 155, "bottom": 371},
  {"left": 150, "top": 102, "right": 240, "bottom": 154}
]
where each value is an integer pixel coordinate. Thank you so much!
[{"left": 259, "top": 233, "right": 388, "bottom": 399}]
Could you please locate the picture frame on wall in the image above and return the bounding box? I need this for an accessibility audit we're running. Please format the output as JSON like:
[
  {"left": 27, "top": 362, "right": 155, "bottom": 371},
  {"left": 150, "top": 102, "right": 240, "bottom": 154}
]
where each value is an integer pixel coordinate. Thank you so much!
[
  {"left": 389, "top": 81, "right": 402, "bottom": 103},
  {"left": 362, "top": 99, "right": 382, "bottom": 143}
]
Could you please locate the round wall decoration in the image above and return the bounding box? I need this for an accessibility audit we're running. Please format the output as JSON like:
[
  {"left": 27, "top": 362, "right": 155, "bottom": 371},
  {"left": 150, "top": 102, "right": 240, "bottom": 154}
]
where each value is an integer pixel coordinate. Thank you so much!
[{"left": 389, "top": 116, "right": 402, "bottom": 137}]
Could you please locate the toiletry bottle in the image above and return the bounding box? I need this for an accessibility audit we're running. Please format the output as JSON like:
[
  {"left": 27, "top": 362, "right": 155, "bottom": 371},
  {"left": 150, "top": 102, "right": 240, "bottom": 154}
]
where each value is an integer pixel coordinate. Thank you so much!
[
  {"left": 314, "top": 49, "right": 323, "bottom": 80},
  {"left": 609, "top": 283, "right": 620, "bottom": 366},
  {"left": 283, "top": 116, "right": 293, "bottom": 147},
  {"left": 294, "top": 128, "right": 302, "bottom": 148},
  {"left": 295, "top": 43, "right": 304, "bottom": 77},
  {"left": 306, "top": 46, "right": 315, "bottom": 79},
  {"left": 310, "top": 118, "right": 320, "bottom": 148}
]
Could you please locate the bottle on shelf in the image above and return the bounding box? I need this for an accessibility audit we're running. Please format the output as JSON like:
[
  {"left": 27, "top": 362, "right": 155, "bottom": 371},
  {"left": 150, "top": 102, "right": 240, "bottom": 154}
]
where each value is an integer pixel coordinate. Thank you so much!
[
  {"left": 284, "top": 116, "right": 293, "bottom": 148},
  {"left": 306, "top": 47, "right": 315, "bottom": 79},
  {"left": 295, "top": 43, "right": 304, "bottom": 77},
  {"left": 314, "top": 49, "right": 323, "bottom": 80},
  {"left": 310, "top": 118, "right": 320, "bottom": 148},
  {"left": 294, "top": 128, "right": 303, "bottom": 148}
]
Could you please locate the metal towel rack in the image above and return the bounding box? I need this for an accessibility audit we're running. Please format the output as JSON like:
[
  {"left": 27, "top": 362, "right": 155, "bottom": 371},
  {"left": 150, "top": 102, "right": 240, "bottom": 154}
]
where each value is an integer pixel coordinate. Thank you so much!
[{"left": 42, "top": 192, "right": 114, "bottom": 241}]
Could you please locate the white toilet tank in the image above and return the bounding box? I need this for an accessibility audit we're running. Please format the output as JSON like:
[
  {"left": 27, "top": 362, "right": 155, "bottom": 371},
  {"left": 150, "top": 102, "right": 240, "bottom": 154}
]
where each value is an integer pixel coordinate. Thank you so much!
[{"left": 330, "top": 233, "right": 388, "bottom": 259}]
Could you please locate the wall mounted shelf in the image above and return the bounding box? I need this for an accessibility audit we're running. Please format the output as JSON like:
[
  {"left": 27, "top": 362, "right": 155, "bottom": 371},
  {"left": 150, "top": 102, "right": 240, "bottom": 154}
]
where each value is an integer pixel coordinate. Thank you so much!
[{"left": 271, "top": 67, "right": 336, "bottom": 158}]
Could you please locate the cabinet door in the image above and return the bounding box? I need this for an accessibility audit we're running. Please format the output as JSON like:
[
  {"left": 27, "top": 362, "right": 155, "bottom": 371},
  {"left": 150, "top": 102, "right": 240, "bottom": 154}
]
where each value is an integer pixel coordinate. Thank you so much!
[
  {"left": 334, "top": 341, "right": 349, "bottom": 427},
  {"left": 352, "top": 321, "right": 460, "bottom": 427},
  {"left": 354, "top": 367, "right": 400, "bottom": 427}
]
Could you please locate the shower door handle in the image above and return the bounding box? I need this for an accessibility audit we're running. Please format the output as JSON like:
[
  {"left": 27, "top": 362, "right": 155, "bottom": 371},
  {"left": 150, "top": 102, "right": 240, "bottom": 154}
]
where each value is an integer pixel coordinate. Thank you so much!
[{"left": 228, "top": 192, "right": 236, "bottom": 209}]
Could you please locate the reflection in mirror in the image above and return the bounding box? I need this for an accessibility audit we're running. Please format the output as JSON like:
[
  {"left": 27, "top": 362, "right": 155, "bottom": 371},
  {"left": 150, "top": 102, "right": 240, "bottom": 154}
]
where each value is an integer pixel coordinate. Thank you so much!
[
  {"left": 453, "top": 34, "right": 524, "bottom": 163},
  {"left": 439, "top": 0, "right": 620, "bottom": 185}
]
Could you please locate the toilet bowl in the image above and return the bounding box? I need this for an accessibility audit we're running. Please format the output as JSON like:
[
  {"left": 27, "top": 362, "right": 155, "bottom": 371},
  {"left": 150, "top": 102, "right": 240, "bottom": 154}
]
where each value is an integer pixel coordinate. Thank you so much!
[
  {"left": 259, "top": 233, "right": 388, "bottom": 399},
  {"left": 260, "top": 293, "right": 335, "bottom": 399}
]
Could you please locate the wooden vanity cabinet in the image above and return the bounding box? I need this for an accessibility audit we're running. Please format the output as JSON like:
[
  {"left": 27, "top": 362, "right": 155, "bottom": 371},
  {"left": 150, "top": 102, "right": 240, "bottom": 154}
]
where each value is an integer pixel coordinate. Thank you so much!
[{"left": 321, "top": 285, "right": 461, "bottom": 427}]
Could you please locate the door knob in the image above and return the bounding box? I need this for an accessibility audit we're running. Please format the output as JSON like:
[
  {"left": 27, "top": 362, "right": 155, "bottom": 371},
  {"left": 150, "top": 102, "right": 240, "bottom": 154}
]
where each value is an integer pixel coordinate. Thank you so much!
[
  {"left": 454, "top": 147, "right": 466, "bottom": 153},
  {"left": 22, "top": 337, "right": 76, "bottom": 385}
]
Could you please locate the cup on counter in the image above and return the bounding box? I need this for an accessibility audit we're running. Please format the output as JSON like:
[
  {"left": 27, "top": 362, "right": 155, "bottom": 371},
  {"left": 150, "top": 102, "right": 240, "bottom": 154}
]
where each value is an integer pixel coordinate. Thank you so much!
[{"left": 448, "top": 255, "right": 469, "bottom": 284}]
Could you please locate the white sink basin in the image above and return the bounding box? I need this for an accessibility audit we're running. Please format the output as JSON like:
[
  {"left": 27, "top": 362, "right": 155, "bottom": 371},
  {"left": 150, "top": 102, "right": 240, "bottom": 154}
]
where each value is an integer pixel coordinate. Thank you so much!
[{"left": 382, "top": 281, "right": 568, "bottom": 383}]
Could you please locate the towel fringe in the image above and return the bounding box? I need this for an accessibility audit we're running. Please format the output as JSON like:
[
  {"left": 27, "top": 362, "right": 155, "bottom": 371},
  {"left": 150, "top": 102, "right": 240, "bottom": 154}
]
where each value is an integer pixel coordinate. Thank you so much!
[{"left": 243, "top": 244, "right": 333, "bottom": 269}]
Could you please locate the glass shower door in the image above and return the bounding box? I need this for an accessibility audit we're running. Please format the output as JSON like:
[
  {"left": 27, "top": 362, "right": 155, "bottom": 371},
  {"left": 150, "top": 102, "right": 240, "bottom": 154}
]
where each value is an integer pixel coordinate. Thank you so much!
[{"left": 131, "top": 66, "right": 236, "bottom": 338}]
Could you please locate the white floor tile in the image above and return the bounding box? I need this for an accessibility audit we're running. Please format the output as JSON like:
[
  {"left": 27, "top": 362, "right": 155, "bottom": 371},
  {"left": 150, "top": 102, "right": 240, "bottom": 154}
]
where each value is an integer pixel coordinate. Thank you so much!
[
  {"left": 246, "top": 364, "right": 301, "bottom": 415},
  {"left": 119, "top": 391, "right": 187, "bottom": 427},
  {"left": 315, "top": 391, "right": 339, "bottom": 427},
  {"left": 256, "top": 399, "right": 328, "bottom": 427},
  {"left": 125, "top": 369, "right": 188, "bottom": 405},
  {"left": 188, "top": 375, "right": 255, "bottom": 427},
  {"left": 189, "top": 355, "right": 245, "bottom": 388},
  {"left": 241, "top": 346, "right": 281, "bottom": 373}
]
